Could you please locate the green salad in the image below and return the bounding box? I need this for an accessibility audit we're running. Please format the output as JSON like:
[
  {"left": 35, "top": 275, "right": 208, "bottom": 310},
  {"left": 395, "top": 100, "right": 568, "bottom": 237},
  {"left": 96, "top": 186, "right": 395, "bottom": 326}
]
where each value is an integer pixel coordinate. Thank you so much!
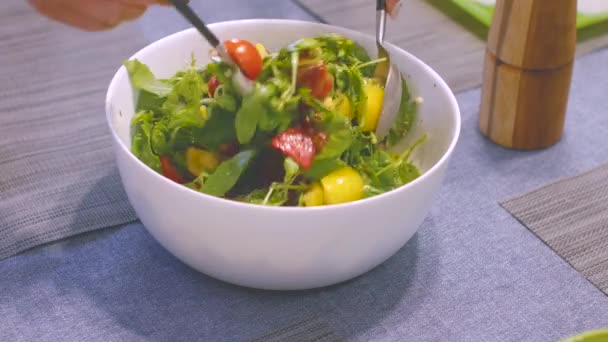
[{"left": 125, "top": 34, "right": 425, "bottom": 207}]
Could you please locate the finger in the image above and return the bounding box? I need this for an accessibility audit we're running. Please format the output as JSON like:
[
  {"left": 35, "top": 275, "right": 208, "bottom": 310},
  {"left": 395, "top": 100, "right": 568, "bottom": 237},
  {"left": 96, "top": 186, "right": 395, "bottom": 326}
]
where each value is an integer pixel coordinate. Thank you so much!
[
  {"left": 119, "top": 0, "right": 170, "bottom": 6},
  {"left": 118, "top": 4, "right": 148, "bottom": 23},
  {"left": 28, "top": 0, "right": 113, "bottom": 31},
  {"left": 387, "top": 0, "right": 403, "bottom": 19},
  {"left": 74, "top": 0, "right": 146, "bottom": 29}
]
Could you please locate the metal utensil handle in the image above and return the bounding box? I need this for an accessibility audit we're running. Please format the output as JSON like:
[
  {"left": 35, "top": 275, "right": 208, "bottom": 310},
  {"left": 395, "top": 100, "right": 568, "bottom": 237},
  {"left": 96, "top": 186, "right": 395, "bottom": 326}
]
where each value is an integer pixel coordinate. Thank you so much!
[
  {"left": 376, "top": 0, "right": 387, "bottom": 44},
  {"left": 168, "top": 0, "right": 220, "bottom": 49}
]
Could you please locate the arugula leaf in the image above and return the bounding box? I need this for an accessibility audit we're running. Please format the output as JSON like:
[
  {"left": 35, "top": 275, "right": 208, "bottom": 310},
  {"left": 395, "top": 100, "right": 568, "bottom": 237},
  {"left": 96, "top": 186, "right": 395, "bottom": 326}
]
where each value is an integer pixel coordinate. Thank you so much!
[
  {"left": 162, "top": 67, "right": 205, "bottom": 117},
  {"left": 399, "top": 162, "right": 421, "bottom": 184},
  {"left": 237, "top": 188, "right": 269, "bottom": 205},
  {"left": 343, "top": 130, "right": 377, "bottom": 166},
  {"left": 130, "top": 111, "right": 161, "bottom": 173},
  {"left": 199, "top": 150, "right": 255, "bottom": 197},
  {"left": 358, "top": 134, "right": 427, "bottom": 193},
  {"left": 314, "top": 34, "right": 371, "bottom": 65},
  {"left": 315, "top": 118, "right": 353, "bottom": 160},
  {"left": 124, "top": 60, "right": 172, "bottom": 97},
  {"left": 206, "top": 61, "right": 234, "bottom": 86},
  {"left": 352, "top": 43, "right": 374, "bottom": 78},
  {"left": 333, "top": 65, "right": 366, "bottom": 117},
  {"left": 385, "top": 79, "right": 417, "bottom": 147},
  {"left": 300, "top": 89, "right": 354, "bottom": 160},
  {"left": 214, "top": 86, "right": 238, "bottom": 112},
  {"left": 235, "top": 83, "right": 277, "bottom": 144},
  {"left": 359, "top": 149, "right": 398, "bottom": 191},
  {"left": 257, "top": 157, "right": 301, "bottom": 206}
]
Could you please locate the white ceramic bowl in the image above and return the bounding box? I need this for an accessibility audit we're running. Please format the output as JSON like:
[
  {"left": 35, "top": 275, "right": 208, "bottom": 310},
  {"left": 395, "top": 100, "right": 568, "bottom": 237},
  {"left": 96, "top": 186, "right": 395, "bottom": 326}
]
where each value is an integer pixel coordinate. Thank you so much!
[{"left": 105, "top": 19, "right": 460, "bottom": 290}]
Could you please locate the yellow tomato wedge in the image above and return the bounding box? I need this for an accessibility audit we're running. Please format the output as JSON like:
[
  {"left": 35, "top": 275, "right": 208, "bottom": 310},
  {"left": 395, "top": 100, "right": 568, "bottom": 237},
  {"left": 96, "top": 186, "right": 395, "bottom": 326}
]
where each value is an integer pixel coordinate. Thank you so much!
[
  {"left": 320, "top": 166, "right": 365, "bottom": 205},
  {"left": 199, "top": 105, "right": 209, "bottom": 121},
  {"left": 302, "top": 182, "right": 324, "bottom": 207},
  {"left": 186, "top": 147, "right": 219, "bottom": 176},
  {"left": 255, "top": 43, "right": 269, "bottom": 59},
  {"left": 325, "top": 93, "right": 353, "bottom": 119},
  {"left": 359, "top": 78, "right": 385, "bottom": 132}
]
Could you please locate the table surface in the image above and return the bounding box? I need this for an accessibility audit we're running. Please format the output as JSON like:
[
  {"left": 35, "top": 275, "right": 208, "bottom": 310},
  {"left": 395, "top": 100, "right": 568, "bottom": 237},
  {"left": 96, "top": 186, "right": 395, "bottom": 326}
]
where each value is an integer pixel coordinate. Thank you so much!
[{"left": 3, "top": 1, "right": 608, "bottom": 341}]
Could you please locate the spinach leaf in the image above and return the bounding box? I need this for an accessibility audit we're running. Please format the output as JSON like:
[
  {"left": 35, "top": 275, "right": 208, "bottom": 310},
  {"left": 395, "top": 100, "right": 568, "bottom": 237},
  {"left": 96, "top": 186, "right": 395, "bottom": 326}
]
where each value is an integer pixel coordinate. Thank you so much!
[
  {"left": 303, "top": 158, "right": 345, "bottom": 180},
  {"left": 193, "top": 106, "right": 237, "bottom": 149},
  {"left": 235, "top": 95, "right": 263, "bottom": 144},
  {"left": 124, "top": 60, "right": 172, "bottom": 97},
  {"left": 235, "top": 83, "right": 277, "bottom": 144},
  {"left": 315, "top": 119, "right": 353, "bottom": 160},
  {"left": 199, "top": 150, "right": 256, "bottom": 197},
  {"left": 130, "top": 111, "right": 161, "bottom": 173},
  {"left": 385, "top": 79, "right": 417, "bottom": 147}
]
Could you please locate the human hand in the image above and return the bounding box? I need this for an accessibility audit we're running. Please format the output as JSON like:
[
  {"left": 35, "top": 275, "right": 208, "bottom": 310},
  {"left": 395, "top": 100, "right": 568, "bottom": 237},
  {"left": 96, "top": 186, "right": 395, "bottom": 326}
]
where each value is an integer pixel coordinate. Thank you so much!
[
  {"left": 28, "top": 0, "right": 170, "bottom": 31},
  {"left": 387, "top": 0, "right": 402, "bottom": 18}
]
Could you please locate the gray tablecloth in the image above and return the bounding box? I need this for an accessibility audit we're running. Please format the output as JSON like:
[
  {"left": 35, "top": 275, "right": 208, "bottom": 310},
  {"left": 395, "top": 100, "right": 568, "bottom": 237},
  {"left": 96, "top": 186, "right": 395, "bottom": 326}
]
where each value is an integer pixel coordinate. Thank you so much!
[{"left": 3, "top": 40, "right": 608, "bottom": 340}]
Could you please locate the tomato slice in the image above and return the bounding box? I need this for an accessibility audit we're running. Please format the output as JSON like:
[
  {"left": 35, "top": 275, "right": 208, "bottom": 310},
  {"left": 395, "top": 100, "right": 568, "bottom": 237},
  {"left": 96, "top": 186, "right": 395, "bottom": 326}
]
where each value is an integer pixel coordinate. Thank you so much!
[
  {"left": 160, "top": 155, "right": 185, "bottom": 184},
  {"left": 208, "top": 75, "right": 220, "bottom": 97},
  {"left": 271, "top": 127, "right": 316, "bottom": 169},
  {"left": 224, "top": 39, "right": 263, "bottom": 80},
  {"left": 297, "top": 63, "right": 333, "bottom": 99}
]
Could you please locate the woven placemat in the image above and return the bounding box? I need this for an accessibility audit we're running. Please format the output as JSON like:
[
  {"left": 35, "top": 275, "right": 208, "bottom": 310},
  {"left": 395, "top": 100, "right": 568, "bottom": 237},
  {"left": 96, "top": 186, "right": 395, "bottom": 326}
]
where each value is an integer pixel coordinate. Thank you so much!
[
  {"left": 501, "top": 163, "right": 608, "bottom": 295},
  {"left": 0, "top": 1, "right": 141, "bottom": 259},
  {"left": 294, "top": 0, "right": 608, "bottom": 93},
  {"left": 251, "top": 318, "right": 341, "bottom": 342}
]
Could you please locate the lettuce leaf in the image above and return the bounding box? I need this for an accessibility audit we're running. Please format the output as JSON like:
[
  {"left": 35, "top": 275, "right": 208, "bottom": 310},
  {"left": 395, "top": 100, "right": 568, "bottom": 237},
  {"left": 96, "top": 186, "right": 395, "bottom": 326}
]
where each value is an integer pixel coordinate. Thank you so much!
[
  {"left": 124, "top": 60, "right": 172, "bottom": 97},
  {"left": 130, "top": 110, "right": 161, "bottom": 173}
]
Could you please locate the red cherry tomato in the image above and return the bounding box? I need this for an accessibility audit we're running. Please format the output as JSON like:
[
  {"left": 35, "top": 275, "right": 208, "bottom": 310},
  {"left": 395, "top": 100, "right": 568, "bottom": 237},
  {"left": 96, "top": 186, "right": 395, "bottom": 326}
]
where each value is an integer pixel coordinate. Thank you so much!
[
  {"left": 224, "top": 39, "right": 263, "bottom": 80},
  {"left": 208, "top": 75, "right": 220, "bottom": 97},
  {"left": 218, "top": 143, "right": 238, "bottom": 157},
  {"left": 271, "top": 127, "right": 316, "bottom": 169},
  {"left": 297, "top": 63, "right": 333, "bottom": 99},
  {"left": 160, "top": 155, "right": 185, "bottom": 184}
]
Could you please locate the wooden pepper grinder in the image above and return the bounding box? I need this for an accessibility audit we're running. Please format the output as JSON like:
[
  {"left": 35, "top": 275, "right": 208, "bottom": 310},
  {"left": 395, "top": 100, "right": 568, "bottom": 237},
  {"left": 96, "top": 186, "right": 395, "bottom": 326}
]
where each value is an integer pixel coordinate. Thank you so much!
[{"left": 479, "top": 0, "right": 577, "bottom": 150}]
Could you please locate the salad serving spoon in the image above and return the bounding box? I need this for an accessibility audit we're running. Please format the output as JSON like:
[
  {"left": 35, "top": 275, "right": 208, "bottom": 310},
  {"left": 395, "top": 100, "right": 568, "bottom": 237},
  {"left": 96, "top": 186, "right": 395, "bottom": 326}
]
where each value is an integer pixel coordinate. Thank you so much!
[{"left": 373, "top": 0, "right": 403, "bottom": 140}]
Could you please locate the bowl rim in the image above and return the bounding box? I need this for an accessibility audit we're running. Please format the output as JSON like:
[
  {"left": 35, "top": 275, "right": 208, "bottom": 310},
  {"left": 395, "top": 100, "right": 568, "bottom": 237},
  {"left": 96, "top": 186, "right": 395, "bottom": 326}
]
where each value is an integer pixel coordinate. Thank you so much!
[{"left": 105, "top": 18, "right": 461, "bottom": 212}]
